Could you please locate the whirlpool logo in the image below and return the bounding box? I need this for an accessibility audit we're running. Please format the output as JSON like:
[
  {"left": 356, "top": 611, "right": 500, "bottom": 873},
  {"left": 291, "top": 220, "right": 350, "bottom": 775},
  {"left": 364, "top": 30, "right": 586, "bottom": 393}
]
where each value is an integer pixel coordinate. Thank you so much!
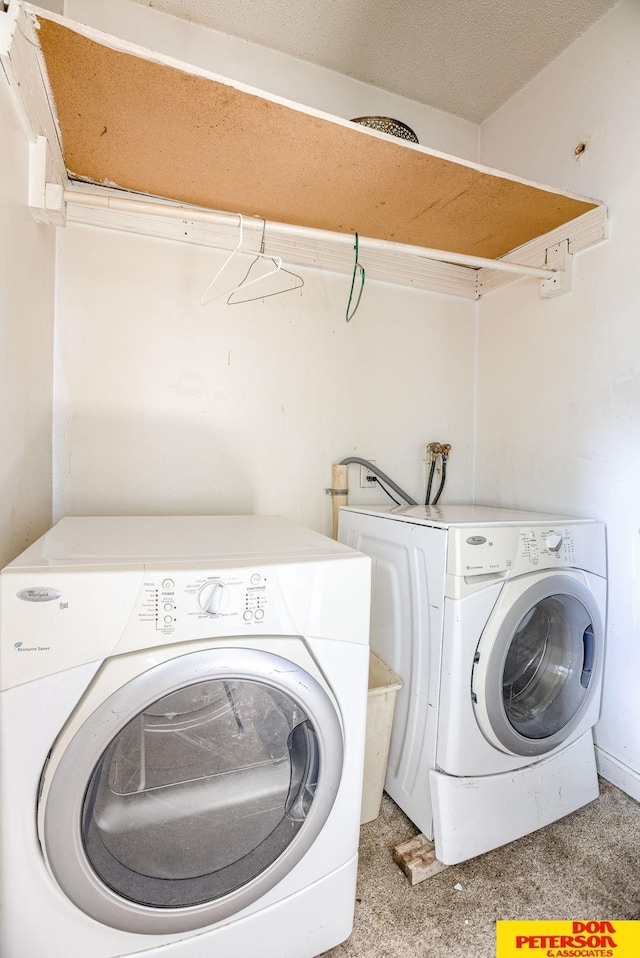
[{"left": 17, "top": 587, "right": 60, "bottom": 602}]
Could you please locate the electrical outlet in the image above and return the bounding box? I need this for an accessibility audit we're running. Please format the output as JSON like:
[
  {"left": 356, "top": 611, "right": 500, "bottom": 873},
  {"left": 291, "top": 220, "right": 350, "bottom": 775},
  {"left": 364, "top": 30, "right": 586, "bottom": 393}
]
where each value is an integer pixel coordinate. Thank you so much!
[{"left": 359, "top": 460, "right": 377, "bottom": 488}]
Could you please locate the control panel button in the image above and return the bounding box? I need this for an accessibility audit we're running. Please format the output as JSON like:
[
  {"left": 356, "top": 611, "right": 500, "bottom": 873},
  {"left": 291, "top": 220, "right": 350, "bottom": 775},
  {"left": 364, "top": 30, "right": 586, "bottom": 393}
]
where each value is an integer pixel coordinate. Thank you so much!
[
  {"left": 162, "top": 579, "right": 174, "bottom": 590},
  {"left": 254, "top": 608, "right": 265, "bottom": 621},
  {"left": 198, "top": 581, "right": 230, "bottom": 616},
  {"left": 547, "top": 533, "right": 563, "bottom": 552},
  {"left": 250, "top": 573, "right": 262, "bottom": 584},
  {"left": 164, "top": 615, "right": 173, "bottom": 624},
  {"left": 243, "top": 610, "right": 253, "bottom": 621},
  {"left": 164, "top": 603, "right": 173, "bottom": 612}
]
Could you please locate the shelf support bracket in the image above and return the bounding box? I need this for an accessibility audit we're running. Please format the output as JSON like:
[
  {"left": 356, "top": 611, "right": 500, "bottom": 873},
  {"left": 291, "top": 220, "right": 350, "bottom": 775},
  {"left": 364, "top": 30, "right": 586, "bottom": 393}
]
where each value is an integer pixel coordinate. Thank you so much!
[
  {"left": 540, "top": 240, "right": 572, "bottom": 298},
  {"left": 29, "top": 135, "right": 66, "bottom": 225}
]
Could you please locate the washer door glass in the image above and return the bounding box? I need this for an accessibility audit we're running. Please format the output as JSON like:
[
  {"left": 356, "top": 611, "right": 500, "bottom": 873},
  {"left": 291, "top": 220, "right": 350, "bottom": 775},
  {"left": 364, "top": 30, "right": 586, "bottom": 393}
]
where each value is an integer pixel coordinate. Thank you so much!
[
  {"left": 40, "top": 647, "right": 344, "bottom": 934},
  {"left": 473, "top": 575, "right": 602, "bottom": 757},
  {"left": 502, "top": 594, "right": 594, "bottom": 740},
  {"left": 83, "top": 678, "right": 319, "bottom": 908}
]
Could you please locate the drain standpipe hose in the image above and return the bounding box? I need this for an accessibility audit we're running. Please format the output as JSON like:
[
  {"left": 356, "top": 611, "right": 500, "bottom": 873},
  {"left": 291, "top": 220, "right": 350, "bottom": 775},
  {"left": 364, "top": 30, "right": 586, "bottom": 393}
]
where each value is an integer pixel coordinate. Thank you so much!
[{"left": 339, "top": 458, "right": 417, "bottom": 506}]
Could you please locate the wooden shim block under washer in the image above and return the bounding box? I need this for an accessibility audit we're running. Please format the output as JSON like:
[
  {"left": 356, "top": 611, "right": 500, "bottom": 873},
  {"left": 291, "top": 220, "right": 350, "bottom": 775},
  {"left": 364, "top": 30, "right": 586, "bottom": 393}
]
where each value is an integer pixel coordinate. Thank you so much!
[{"left": 392, "top": 834, "right": 450, "bottom": 885}]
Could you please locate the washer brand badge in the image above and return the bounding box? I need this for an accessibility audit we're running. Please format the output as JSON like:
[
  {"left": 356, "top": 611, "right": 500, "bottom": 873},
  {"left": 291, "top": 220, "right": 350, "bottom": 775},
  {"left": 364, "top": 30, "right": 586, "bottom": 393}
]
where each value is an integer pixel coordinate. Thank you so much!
[
  {"left": 466, "top": 536, "right": 487, "bottom": 546},
  {"left": 17, "top": 587, "right": 61, "bottom": 602},
  {"left": 496, "top": 920, "right": 640, "bottom": 957}
]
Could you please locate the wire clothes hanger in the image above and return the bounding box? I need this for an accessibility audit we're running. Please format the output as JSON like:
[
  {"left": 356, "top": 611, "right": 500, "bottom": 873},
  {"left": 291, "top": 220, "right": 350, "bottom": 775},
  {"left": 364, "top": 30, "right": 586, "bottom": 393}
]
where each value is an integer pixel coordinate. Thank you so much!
[
  {"left": 226, "top": 220, "right": 304, "bottom": 305},
  {"left": 345, "top": 232, "right": 365, "bottom": 322},
  {"left": 199, "top": 215, "right": 303, "bottom": 306},
  {"left": 200, "top": 213, "right": 246, "bottom": 306}
]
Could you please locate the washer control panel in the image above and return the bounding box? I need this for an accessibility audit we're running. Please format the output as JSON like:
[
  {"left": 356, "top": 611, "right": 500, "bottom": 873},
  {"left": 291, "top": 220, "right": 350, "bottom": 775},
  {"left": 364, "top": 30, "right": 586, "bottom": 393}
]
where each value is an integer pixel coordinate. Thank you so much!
[
  {"left": 134, "top": 568, "right": 273, "bottom": 636},
  {"left": 516, "top": 527, "right": 576, "bottom": 568},
  {"left": 447, "top": 520, "right": 604, "bottom": 581}
]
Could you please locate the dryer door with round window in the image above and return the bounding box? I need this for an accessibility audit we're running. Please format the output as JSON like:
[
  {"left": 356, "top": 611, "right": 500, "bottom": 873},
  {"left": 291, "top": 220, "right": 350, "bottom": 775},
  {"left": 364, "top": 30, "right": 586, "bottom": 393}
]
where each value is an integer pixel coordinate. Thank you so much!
[
  {"left": 472, "top": 575, "right": 603, "bottom": 757},
  {"left": 39, "top": 647, "right": 343, "bottom": 935}
]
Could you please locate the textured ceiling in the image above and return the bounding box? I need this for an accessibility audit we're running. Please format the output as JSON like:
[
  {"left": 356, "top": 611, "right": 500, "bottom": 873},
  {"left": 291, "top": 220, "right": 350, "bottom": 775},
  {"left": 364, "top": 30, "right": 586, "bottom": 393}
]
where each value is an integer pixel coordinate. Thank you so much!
[{"left": 127, "top": 0, "right": 618, "bottom": 122}]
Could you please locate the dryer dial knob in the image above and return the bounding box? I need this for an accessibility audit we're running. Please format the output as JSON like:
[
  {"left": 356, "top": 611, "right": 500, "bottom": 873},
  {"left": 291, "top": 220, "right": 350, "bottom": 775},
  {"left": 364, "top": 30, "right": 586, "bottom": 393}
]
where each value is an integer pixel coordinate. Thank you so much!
[
  {"left": 547, "top": 533, "right": 563, "bottom": 552},
  {"left": 198, "top": 581, "right": 230, "bottom": 615}
]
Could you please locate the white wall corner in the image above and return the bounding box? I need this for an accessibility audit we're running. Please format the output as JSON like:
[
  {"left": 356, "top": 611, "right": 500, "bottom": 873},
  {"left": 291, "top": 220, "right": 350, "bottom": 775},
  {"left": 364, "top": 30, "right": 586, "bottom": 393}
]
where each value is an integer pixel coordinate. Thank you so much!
[
  {"left": 0, "top": 50, "right": 56, "bottom": 565},
  {"left": 595, "top": 747, "right": 640, "bottom": 803}
]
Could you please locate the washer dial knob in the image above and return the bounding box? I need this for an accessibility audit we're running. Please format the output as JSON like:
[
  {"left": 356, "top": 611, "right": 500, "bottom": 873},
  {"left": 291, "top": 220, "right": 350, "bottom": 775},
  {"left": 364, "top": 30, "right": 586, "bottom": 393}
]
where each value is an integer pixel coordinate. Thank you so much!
[
  {"left": 198, "top": 581, "right": 230, "bottom": 616},
  {"left": 547, "top": 533, "right": 563, "bottom": 552}
]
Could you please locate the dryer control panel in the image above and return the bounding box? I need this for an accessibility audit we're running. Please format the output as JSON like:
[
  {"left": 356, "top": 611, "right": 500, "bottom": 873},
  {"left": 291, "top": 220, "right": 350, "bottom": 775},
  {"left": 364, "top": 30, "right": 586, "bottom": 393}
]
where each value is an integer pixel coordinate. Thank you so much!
[
  {"left": 132, "top": 566, "right": 283, "bottom": 640},
  {"left": 446, "top": 521, "right": 605, "bottom": 583}
]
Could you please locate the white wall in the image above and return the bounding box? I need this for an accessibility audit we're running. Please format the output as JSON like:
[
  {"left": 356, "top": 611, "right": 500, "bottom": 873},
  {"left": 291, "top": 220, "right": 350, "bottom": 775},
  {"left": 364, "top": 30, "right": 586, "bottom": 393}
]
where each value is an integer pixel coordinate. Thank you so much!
[
  {"left": 477, "top": 0, "right": 640, "bottom": 798},
  {"left": 0, "top": 69, "right": 55, "bottom": 566},
  {"left": 63, "top": 0, "right": 479, "bottom": 162},
  {"left": 53, "top": 225, "right": 475, "bottom": 536}
]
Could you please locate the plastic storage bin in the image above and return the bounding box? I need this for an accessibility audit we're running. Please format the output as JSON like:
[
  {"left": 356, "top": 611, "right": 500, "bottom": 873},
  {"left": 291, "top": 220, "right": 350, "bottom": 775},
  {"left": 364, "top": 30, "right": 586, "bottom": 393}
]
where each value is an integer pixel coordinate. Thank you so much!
[{"left": 360, "top": 652, "right": 402, "bottom": 824}]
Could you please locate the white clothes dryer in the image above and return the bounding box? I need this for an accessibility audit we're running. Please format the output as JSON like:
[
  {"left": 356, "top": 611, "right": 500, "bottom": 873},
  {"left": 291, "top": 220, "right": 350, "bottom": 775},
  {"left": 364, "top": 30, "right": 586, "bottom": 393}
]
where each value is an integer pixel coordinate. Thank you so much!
[
  {"left": 339, "top": 503, "right": 606, "bottom": 865},
  {"left": 0, "top": 516, "right": 371, "bottom": 958}
]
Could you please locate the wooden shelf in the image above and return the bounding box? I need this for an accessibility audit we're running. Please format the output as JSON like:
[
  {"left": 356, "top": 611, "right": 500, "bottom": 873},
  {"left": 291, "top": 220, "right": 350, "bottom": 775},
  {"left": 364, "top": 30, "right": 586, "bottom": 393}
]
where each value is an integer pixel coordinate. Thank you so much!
[{"left": 27, "top": 7, "right": 602, "bottom": 263}]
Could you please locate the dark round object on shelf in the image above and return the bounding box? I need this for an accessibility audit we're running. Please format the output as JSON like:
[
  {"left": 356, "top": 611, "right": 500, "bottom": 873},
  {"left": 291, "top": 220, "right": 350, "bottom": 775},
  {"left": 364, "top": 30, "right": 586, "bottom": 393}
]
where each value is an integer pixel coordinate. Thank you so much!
[{"left": 351, "top": 116, "right": 419, "bottom": 143}]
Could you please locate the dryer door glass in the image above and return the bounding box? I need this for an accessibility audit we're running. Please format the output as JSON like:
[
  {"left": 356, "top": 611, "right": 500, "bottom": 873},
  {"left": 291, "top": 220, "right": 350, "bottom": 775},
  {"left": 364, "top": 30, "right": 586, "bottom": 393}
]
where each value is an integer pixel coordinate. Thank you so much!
[
  {"left": 502, "top": 594, "right": 593, "bottom": 740},
  {"left": 81, "top": 677, "right": 320, "bottom": 908},
  {"left": 39, "top": 647, "right": 344, "bottom": 934}
]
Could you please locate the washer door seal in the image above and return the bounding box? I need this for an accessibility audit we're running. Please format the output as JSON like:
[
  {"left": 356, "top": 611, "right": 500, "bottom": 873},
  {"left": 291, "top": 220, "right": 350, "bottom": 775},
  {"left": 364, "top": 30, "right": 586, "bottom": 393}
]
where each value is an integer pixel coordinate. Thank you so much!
[{"left": 39, "top": 647, "right": 343, "bottom": 934}]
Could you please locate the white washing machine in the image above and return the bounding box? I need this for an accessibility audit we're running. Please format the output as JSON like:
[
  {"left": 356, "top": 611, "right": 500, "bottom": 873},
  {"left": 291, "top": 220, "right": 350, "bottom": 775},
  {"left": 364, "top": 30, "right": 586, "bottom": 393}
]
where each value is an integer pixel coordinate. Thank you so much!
[
  {"left": 339, "top": 503, "right": 607, "bottom": 865},
  {"left": 0, "top": 515, "right": 371, "bottom": 958}
]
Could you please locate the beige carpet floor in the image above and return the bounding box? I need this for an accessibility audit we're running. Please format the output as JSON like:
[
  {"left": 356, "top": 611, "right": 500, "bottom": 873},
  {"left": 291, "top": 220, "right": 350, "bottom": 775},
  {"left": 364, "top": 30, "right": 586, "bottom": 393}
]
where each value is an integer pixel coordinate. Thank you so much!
[{"left": 322, "top": 779, "right": 640, "bottom": 958}]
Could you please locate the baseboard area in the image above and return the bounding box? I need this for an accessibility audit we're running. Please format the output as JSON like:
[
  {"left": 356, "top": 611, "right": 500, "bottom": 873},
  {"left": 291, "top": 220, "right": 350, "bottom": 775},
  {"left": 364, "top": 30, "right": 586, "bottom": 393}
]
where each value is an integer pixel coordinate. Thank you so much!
[{"left": 596, "top": 746, "right": 640, "bottom": 803}]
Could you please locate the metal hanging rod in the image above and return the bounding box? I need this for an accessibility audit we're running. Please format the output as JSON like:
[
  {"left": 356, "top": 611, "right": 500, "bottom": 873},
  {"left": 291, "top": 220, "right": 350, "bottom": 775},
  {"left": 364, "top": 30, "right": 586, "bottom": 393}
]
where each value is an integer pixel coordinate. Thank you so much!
[{"left": 62, "top": 189, "right": 556, "bottom": 280}]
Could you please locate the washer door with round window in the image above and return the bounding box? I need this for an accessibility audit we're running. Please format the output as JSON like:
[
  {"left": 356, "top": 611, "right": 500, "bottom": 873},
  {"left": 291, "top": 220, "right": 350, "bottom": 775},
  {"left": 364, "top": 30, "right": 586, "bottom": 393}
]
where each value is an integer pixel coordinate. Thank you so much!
[
  {"left": 37, "top": 646, "right": 343, "bottom": 935},
  {"left": 472, "top": 573, "right": 604, "bottom": 758}
]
